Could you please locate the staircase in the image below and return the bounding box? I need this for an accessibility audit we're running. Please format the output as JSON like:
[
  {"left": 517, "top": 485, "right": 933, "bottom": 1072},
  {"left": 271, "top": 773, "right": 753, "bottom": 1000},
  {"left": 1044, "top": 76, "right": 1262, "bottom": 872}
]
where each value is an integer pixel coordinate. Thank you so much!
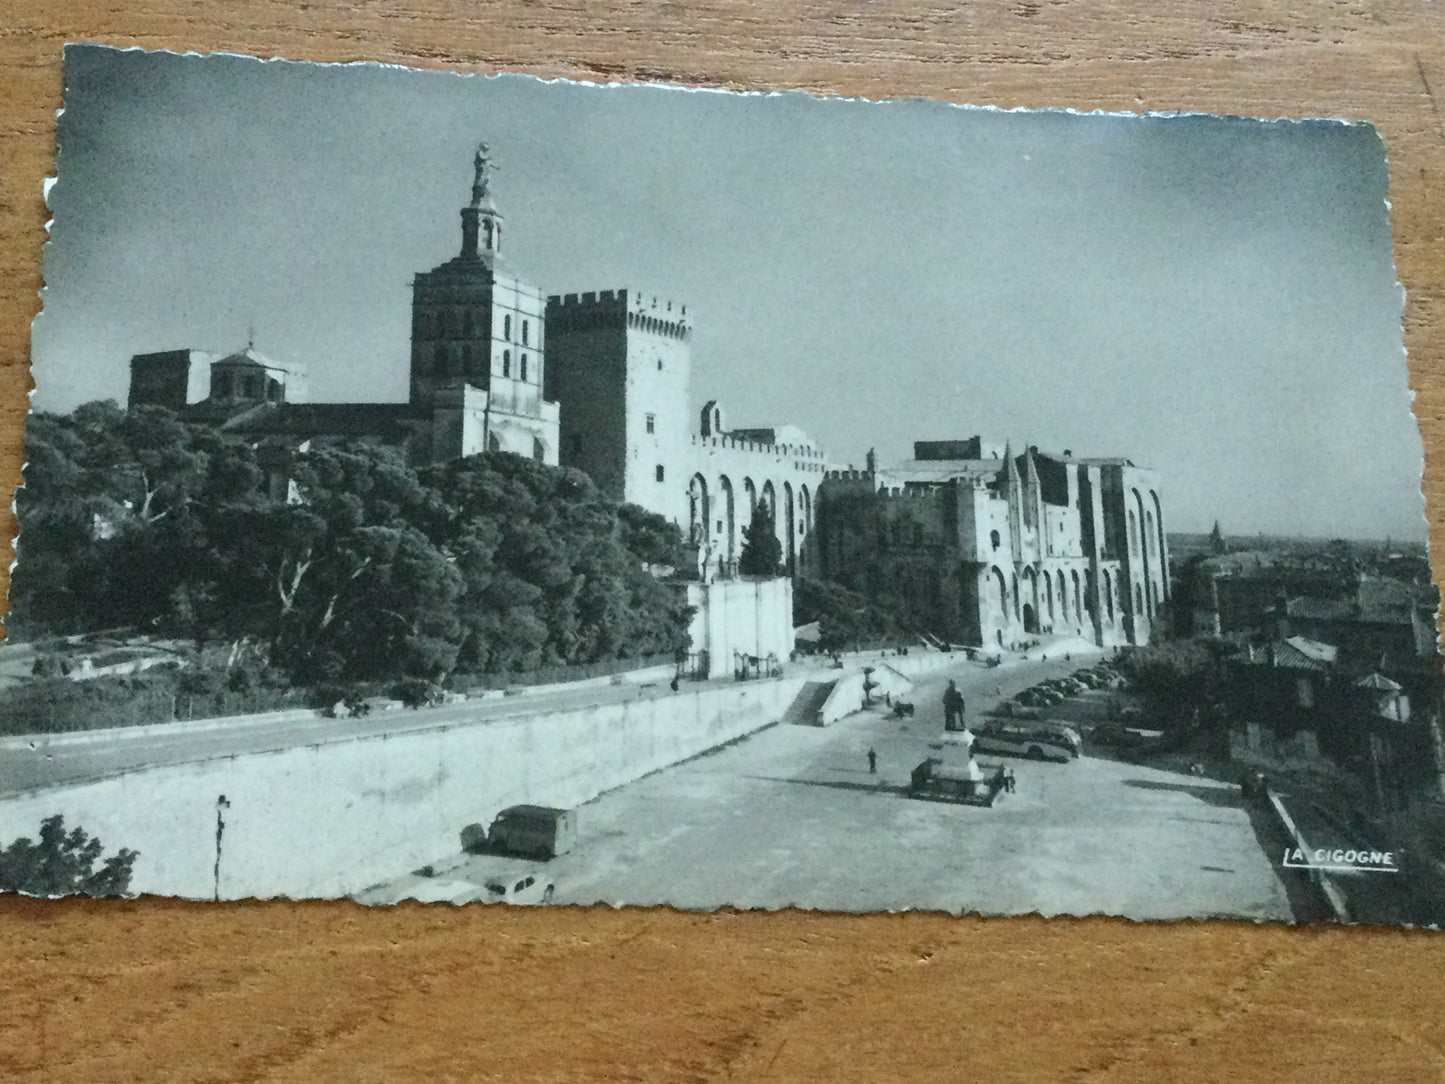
[{"left": 781, "top": 679, "right": 838, "bottom": 727}]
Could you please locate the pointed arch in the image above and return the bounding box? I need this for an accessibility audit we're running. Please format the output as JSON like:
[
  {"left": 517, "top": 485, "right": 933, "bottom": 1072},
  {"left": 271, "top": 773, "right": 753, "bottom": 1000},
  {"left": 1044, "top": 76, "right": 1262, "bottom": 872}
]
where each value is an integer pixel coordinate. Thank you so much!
[
  {"left": 1132, "top": 487, "right": 1152, "bottom": 617},
  {"left": 1150, "top": 490, "right": 1168, "bottom": 602},
  {"left": 990, "top": 566, "right": 1009, "bottom": 624},
  {"left": 1022, "top": 566, "right": 1040, "bottom": 633},
  {"left": 783, "top": 481, "right": 797, "bottom": 575},
  {"left": 717, "top": 474, "right": 736, "bottom": 568},
  {"left": 688, "top": 473, "right": 710, "bottom": 547}
]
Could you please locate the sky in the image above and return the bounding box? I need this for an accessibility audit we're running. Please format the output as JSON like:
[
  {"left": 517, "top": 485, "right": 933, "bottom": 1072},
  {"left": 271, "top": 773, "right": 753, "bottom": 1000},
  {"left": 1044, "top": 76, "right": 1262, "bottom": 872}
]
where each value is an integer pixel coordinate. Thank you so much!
[{"left": 31, "top": 44, "right": 1427, "bottom": 541}]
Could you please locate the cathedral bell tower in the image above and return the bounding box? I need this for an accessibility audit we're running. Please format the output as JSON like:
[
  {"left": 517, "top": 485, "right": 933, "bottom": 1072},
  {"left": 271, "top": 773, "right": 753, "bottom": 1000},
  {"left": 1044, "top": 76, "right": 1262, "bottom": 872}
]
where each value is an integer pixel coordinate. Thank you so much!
[
  {"left": 408, "top": 144, "right": 559, "bottom": 465},
  {"left": 460, "top": 143, "right": 503, "bottom": 259}
]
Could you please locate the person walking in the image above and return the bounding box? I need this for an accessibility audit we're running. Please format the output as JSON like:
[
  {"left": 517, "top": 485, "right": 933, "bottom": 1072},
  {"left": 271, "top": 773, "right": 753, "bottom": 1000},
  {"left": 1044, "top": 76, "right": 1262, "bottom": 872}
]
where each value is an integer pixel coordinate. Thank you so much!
[
  {"left": 1005, "top": 769, "right": 1016, "bottom": 793},
  {"left": 867, "top": 747, "right": 878, "bottom": 774}
]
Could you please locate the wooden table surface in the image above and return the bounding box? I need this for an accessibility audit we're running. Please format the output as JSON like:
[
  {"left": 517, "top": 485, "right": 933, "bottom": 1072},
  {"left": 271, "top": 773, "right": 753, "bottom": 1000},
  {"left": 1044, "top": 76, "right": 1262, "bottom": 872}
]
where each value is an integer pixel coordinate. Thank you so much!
[{"left": 3, "top": 3, "right": 1445, "bottom": 1081}]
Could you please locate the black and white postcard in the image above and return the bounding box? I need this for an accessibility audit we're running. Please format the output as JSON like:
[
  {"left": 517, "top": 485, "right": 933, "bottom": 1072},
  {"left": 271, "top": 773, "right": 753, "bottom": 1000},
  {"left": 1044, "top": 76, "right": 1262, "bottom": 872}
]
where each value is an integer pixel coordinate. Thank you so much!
[{"left": 2, "top": 44, "right": 1440, "bottom": 926}]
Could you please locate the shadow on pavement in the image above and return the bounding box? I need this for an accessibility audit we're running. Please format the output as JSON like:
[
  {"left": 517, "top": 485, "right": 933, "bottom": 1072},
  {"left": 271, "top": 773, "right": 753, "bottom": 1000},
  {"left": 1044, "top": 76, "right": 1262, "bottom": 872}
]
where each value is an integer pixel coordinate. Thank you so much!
[
  {"left": 1119, "top": 777, "right": 1244, "bottom": 809},
  {"left": 748, "top": 775, "right": 910, "bottom": 798},
  {"left": 1238, "top": 791, "right": 1337, "bottom": 924}
]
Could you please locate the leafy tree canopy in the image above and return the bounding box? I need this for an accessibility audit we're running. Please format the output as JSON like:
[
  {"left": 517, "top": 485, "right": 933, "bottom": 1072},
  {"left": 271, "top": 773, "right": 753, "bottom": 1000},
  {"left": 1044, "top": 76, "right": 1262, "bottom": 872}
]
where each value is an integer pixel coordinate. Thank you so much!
[
  {"left": 11, "top": 406, "right": 695, "bottom": 691},
  {"left": 0, "top": 815, "right": 137, "bottom": 897},
  {"left": 738, "top": 503, "right": 784, "bottom": 577},
  {"left": 794, "top": 577, "right": 912, "bottom": 652}
]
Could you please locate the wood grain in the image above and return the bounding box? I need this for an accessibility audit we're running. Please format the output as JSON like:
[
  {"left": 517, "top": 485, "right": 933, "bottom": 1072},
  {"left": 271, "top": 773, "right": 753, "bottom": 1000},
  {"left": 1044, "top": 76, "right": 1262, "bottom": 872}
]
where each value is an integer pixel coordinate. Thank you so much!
[{"left": 3, "top": 3, "right": 1445, "bottom": 1080}]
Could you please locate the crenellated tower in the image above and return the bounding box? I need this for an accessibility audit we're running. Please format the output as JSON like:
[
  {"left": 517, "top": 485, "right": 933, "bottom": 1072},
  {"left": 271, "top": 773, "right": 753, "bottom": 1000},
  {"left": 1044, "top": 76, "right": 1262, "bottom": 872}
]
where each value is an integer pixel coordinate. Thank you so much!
[{"left": 545, "top": 288, "right": 693, "bottom": 519}]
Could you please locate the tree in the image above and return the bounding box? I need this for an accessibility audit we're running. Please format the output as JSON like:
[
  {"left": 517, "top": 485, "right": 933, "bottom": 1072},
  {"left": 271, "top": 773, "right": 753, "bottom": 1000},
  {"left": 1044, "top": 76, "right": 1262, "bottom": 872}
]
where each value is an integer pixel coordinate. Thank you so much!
[
  {"left": 425, "top": 452, "right": 692, "bottom": 676},
  {"left": 1116, "top": 640, "right": 1232, "bottom": 744},
  {"left": 794, "top": 577, "right": 910, "bottom": 652},
  {"left": 12, "top": 403, "right": 696, "bottom": 692},
  {"left": 0, "top": 815, "right": 137, "bottom": 897},
  {"left": 9, "top": 402, "right": 267, "bottom": 639},
  {"left": 738, "top": 503, "right": 784, "bottom": 577},
  {"left": 1209, "top": 520, "right": 1227, "bottom": 556}
]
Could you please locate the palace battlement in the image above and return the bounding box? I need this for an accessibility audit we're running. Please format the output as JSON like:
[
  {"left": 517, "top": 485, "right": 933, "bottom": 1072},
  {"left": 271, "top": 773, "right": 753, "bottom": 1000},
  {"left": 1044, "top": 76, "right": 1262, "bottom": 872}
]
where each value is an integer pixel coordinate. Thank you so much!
[
  {"left": 547, "top": 288, "right": 692, "bottom": 340},
  {"left": 879, "top": 485, "right": 943, "bottom": 501},
  {"left": 693, "top": 434, "right": 827, "bottom": 459}
]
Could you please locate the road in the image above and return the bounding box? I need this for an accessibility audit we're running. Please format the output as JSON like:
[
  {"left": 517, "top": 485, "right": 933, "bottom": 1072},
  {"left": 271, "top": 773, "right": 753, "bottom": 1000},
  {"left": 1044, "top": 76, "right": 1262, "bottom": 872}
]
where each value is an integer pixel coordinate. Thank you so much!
[
  {"left": 370, "top": 651, "right": 1295, "bottom": 922},
  {"left": 0, "top": 644, "right": 1000, "bottom": 798},
  {"left": 0, "top": 674, "right": 696, "bottom": 799}
]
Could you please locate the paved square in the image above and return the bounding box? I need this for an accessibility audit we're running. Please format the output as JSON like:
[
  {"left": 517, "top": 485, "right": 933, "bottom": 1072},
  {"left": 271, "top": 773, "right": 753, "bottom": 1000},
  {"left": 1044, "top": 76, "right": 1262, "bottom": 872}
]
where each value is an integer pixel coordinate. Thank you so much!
[{"left": 436, "top": 656, "right": 1294, "bottom": 921}]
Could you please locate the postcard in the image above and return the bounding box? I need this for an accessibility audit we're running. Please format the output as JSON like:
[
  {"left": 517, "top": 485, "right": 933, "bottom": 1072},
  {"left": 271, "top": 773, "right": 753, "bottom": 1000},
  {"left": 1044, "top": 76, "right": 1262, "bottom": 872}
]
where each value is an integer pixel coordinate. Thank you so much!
[{"left": 2, "top": 43, "right": 1439, "bottom": 926}]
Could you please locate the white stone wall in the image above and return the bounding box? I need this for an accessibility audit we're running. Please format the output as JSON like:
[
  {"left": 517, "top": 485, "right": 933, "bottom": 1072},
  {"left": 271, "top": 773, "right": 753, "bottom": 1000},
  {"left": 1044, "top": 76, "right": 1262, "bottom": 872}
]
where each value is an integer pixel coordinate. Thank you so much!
[
  {"left": 683, "top": 577, "right": 795, "bottom": 679},
  {"left": 0, "top": 678, "right": 805, "bottom": 901}
]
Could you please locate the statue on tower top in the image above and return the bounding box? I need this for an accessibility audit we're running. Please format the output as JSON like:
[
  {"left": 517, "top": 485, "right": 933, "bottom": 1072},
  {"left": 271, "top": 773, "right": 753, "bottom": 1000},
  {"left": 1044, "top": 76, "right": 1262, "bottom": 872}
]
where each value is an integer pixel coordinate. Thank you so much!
[{"left": 472, "top": 141, "right": 495, "bottom": 202}]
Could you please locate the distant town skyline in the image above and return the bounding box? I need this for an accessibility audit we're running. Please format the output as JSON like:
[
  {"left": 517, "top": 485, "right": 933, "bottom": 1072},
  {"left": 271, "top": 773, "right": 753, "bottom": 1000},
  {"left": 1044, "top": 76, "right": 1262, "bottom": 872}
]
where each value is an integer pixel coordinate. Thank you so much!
[{"left": 31, "top": 44, "right": 1427, "bottom": 540}]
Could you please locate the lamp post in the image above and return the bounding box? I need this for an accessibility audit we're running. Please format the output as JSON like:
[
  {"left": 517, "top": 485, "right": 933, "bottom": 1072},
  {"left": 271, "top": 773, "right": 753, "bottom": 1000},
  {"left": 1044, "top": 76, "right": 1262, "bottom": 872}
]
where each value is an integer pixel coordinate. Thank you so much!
[{"left": 213, "top": 794, "right": 231, "bottom": 902}]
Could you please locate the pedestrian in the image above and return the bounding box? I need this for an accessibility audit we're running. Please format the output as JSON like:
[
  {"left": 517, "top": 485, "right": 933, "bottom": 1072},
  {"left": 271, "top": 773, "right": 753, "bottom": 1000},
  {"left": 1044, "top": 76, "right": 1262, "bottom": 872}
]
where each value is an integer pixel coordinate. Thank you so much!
[
  {"left": 1005, "top": 769, "right": 1016, "bottom": 793},
  {"left": 867, "top": 747, "right": 878, "bottom": 774}
]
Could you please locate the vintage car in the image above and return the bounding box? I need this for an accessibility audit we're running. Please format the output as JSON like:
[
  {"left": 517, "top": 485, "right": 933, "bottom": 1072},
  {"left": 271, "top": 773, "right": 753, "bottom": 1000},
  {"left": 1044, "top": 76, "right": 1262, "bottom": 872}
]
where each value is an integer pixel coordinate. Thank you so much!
[
  {"left": 973, "top": 721, "right": 1081, "bottom": 763},
  {"left": 483, "top": 872, "right": 556, "bottom": 905}
]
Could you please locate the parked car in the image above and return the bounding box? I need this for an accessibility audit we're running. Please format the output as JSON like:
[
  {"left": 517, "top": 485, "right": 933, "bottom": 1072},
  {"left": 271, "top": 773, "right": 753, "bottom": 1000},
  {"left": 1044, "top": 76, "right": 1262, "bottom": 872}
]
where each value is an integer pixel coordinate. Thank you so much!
[
  {"left": 987, "top": 700, "right": 1042, "bottom": 721},
  {"left": 973, "top": 721, "right": 1080, "bottom": 762},
  {"left": 1090, "top": 723, "right": 1163, "bottom": 753},
  {"left": 485, "top": 805, "right": 578, "bottom": 859},
  {"left": 483, "top": 872, "right": 556, "bottom": 905},
  {"left": 1040, "top": 679, "right": 1078, "bottom": 697}
]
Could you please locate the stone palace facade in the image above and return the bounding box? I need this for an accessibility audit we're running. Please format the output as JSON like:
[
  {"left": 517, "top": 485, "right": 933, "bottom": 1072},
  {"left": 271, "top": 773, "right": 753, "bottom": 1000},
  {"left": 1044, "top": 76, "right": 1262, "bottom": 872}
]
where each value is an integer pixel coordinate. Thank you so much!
[
  {"left": 811, "top": 438, "right": 1168, "bottom": 649},
  {"left": 126, "top": 147, "right": 827, "bottom": 570}
]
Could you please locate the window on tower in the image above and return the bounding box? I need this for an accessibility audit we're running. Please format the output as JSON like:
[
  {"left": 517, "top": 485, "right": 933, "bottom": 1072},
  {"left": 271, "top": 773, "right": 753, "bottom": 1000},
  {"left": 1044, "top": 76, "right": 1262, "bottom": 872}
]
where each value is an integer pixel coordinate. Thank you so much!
[
  {"left": 504, "top": 314, "right": 512, "bottom": 340},
  {"left": 656, "top": 465, "right": 665, "bottom": 482},
  {"left": 503, "top": 350, "right": 511, "bottom": 377},
  {"left": 646, "top": 413, "right": 655, "bottom": 434},
  {"left": 520, "top": 354, "right": 528, "bottom": 382},
  {"left": 522, "top": 320, "right": 530, "bottom": 346}
]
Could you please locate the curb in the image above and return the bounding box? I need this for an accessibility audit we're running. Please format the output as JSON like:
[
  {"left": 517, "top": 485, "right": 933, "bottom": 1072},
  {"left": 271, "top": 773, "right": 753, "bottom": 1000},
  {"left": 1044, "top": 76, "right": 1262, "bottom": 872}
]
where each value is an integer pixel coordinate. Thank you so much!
[{"left": 1265, "top": 789, "right": 1353, "bottom": 923}]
